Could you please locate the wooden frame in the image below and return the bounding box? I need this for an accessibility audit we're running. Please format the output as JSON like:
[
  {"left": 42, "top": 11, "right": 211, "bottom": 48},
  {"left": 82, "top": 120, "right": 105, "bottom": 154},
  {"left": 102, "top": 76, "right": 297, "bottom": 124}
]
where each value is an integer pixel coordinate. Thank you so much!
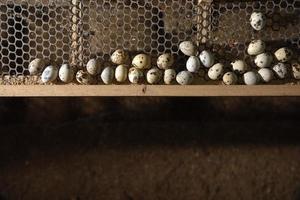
[{"left": 0, "top": 85, "right": 299, "bottom": 97}]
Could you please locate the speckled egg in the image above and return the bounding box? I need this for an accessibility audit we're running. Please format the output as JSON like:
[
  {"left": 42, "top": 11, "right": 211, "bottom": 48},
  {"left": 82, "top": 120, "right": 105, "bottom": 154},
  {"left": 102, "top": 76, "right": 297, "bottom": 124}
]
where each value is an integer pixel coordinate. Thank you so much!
[
  {"left": 258, "top": 68, "right": 274, "bottom": 83},
  {"left": 179, "top": 41, "right": 197, "bottom": 56},
  {"left": 157, "top": 53, "right": 174, "bottom": 70},
  {"left": 146, "top": 67, "right": 163, "bottom": 84},
  {"left": 199, "top": 50, "right": 214, "bottom": 68},
  {"left": 41, "top": 65, "right": 58, "bottom": 84},
  {"left": 101, "top": 67, "right": 114, "bottom": 84},
  {"left": 86, "top": 58, "right": 102, "bottom": 76},
  {"left": 254, "top": 53, "right": 273, "bottom": 68},
  {"left": 208, "top": 63, "right": 224, "bottom": 80},
  {"left": 243, "top": 71, "right": 260, "bottom": 85},
  {"left": 274, "top": 48, "right": 293, "bottom": 63},
  {"left": 222, "top": 72, "right": 238, "bottom": 85},
  {"left": 247, "top": 40, "right": 266, "bottom": 56},
  {"left": 132, "top": 54, "right": 151, "bottom": 69},
  {"left": 111, "top": 49, "right": 129, "bottom": 65},
  {"left": 250, "top": 12, "right": 266, "bottom": 31},
  {"left": 292, "top": 61, "right": 300, "bottom": 80},
  {"left": 128, "top": 67, "right": 144, "bottom": 84},
  {"left": 164, "top": 69, "right": 176, "bottom": 85},
  {"left": 176, "top": 71, "right": 194, "bottom": 85},
  {"left": 272, "top": 63, "right": 288, "bottom": 79},
  {"left": 186, "top": 56, "right": 201, "bottom": 73},
  {"left": 231, "top": 60, "right": 248, "bottom": 74},
  {"left": 115, "top": 65, "right": 128, "bottom": 83},
  {"left": 59, "top": 64, "right": 75, "bottom": 83},
  {"left": 29, "top": 58, "right": 46, "bottom": 75},
  {"left": 76, "top": 70, "right": 94, "bottom": 85}
]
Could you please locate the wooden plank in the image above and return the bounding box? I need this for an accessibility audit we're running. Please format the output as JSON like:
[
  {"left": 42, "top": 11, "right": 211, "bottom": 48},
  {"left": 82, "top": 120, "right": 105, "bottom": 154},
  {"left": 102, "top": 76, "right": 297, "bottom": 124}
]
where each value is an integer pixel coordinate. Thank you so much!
[{"left": 0, "top": 85, "right": 299, "bottom": 97}]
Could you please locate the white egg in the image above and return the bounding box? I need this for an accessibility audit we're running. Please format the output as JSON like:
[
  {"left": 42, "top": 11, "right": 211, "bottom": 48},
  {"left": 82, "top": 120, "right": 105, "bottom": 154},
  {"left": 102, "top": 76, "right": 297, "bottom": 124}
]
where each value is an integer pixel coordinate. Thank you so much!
[
  {"left": 292, "top": 61, "right": 300, "bottom": 80},
  {"left": 41, "top": 65, "right": 58, "bottom": 83},
  {"left": 86, "top": 58, "right": 102, "bottom": 76},
  {"left": 115, "top": 65, "right": 128, "bottom": 83},
  {"left": 164, "top": 69, "right": 176, "bottom": 85},
  {"left": 223, "top": 72, "right": 238, "bottom": 85},
  {"left": 222, "top": 72, "right": 238, "bottom": 85},
  {"left": 111, "top": 49, "right": 129, "bottom": 65},
  {"left": 186, "top": 56, "right": 201, "bottom": 73},
  {"left": 272, "top": 63, "right": 288, "bottom": 79},
  {"left": 250, "top": 12, "right": 266, "bottom": 31},
  {"left": 132, "top": 54, "right": 151, "bottom": 69},
  {"left": 208, "top": 63, "right": 224, "bottom": 80},
  {"left": 231, "top": 60, "right": 248, "bottom": 74},
  {"left": 243, "top": 71, "right": 260, "bottom": 85},
  {"left": 254, "top": 53, "right": 273, "bottom": 68},
  {"left": 247, "top": 40, "right": 266, "bottom": 56},
  {"left": 29, "top": 58, "right": 46, "bottom": 75},
  {"left": 176, "top": 71, "right": 194, "bottom": 85},
  {"left": 59, "top": 64, "right": 75, "bottom": 83},
  {"left": 258, "top": 68, "right": 274, "bottom": 83},
  {"left": 274, "top": 48, "right": 293, "bottom": 63},
  {"left": 179, "top": 41, "right": 197, "bottom": 56},
  {"left": 146, "top": 68, "right": 163, "bottom": 84},
  {"left": 128, "top": 67, "right": 144, "bottom": 84},
  {"left": 199, "top": 50, "right": 214, "bottom": 68},
  {"left": 101, "top": 67, "right": 115, "bottom": 85},
  {"left": 76, "top": 70, "right": 94, "bottom": 85},
  {"left": 157, "top": 53, "right": 174, "bottom": 70}
]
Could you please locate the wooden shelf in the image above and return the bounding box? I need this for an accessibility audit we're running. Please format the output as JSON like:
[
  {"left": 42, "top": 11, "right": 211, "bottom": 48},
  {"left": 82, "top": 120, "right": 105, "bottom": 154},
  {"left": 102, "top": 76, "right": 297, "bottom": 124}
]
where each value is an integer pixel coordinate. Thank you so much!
[{"left": 0, "top": 85, "right": 300, "bottom": 97}]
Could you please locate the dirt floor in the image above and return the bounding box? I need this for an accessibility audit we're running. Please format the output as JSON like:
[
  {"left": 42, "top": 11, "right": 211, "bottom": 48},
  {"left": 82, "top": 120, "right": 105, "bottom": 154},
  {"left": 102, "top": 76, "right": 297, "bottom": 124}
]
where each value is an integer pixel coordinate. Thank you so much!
[{"left": 0, "top": 97, "right": 300, "bottom": 200}]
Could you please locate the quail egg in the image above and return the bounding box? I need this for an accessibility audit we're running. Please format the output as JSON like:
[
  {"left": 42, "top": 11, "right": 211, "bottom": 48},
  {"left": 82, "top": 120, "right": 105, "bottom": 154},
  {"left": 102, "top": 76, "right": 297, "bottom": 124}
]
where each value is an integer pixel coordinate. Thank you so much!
[
  {"left": 247, "top": 40, "right": 266, "bottom": 56},
  {"left": 254, "top": 53, "right": 273, "bottom": 68},
  {"left": 86, "top": 58, "right": 102, "bottom": 76},
  {"left": 292, "top": 61, "right": 300, "bottom": 80},
  {"left": 76, "top": 70, "right": 94, "bottom": 85},
  {"left": 157, "top": 53, "right": 174, "bottom": 70},
  {"left": 164, "top": 69, "right": 177, "bottom": 85},
  {"left": 111, "top": 49, "right": 129, "bottom": 65},
  {"left": 179, "top": 41, "right": 197, "bottom": 56},
  {"left": 59, "top": 64, "right": 75, "bottom": 83},
  {"left": 29, "top": 58, "right": 46, "bottom": 75},
  {"left": 258, "top": 68, "right": 274, "bottom": 83},
  {"left": 208, "top": 63, "right": 224, "bottom": 80},
  {"left": 128, "top": 67, "right": 144, "bottom": 84},
  {"left": 250, "top": 12, "right": 266, "bottom": 31},
  {"left": 231, "top": 60, "right": 248, "bottom": 74},
  {"left": 115, "top": 64, "right": 128, "bottom": 83},
  {"left": 243, "top": 71, "right": 260, "bottom": 85},
  {"left": 186, "top": 56, "right": 201, "bottom": 73},
  {"left": 176, "top": 71, "right": 194, "bottom": 85},
  {"left": 274, "top": 47, "right": 293, "bottom": 63},
  {"left": 199, "top": 50, "right": 214, "bottom": 68},
  {"left": 41, "top": 65, "right": 58, "bottom": 84},
  {"left": 101, "top": 67, "right": 115, "bottom": 85},
  {"left": 132, "top": 54, "right": 151, "bottom": 69},
  {"left": 146, "top": 67, "right": 163, "bottom": 84},
  {"left": 222, "top": 72, "right": 238, "bottom": 85},
  {"left": 272, "top": 63, "right": 288, "bottom": 79}
]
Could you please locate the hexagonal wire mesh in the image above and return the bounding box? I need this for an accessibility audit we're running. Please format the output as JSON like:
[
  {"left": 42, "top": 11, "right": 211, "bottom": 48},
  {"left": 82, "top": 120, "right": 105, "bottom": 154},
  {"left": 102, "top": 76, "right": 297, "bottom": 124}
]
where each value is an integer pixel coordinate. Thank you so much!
[
  {"left": 0, "top": 0, "right": 299, "bottom": 76},
  {"left": 201, "top": 0, "right": 300, "bottom": 64},
  {"left": 0, "top": 0, "right": 71, "bottom": 75},
  {"left": 80, "top": 0, "right": 198, "bottom": 69}
]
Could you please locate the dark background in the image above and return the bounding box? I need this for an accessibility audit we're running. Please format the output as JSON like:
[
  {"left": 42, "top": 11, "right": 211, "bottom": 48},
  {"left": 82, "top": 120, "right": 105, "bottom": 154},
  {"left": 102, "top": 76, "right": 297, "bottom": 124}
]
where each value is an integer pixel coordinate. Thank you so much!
[{"left": 0, "top": 97, "right": 300, "bottom": 200}]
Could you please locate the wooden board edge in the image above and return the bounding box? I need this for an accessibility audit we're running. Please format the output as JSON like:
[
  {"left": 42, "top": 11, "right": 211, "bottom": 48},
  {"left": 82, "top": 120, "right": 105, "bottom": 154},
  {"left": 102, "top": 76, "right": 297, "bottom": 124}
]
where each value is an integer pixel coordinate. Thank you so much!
[{"left": 0, "top": 85, "right": 300, "bottom": 97}]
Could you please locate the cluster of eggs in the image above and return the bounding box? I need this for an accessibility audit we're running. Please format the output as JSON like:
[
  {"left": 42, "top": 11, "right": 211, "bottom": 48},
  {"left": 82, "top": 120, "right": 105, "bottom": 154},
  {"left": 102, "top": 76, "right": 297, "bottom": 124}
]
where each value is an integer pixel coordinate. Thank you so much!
[
  {"left": 177, "top": 11, "right": 299, "bottom": 86},
  {"left": 179, "top": 39, "right": 298, "bottom": 86},
  {"left": 28, "top": 49, "right": 178, "bottom": 85},
  {"left": 28, "top": 11, "right": 299, "bottom": 86}
]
